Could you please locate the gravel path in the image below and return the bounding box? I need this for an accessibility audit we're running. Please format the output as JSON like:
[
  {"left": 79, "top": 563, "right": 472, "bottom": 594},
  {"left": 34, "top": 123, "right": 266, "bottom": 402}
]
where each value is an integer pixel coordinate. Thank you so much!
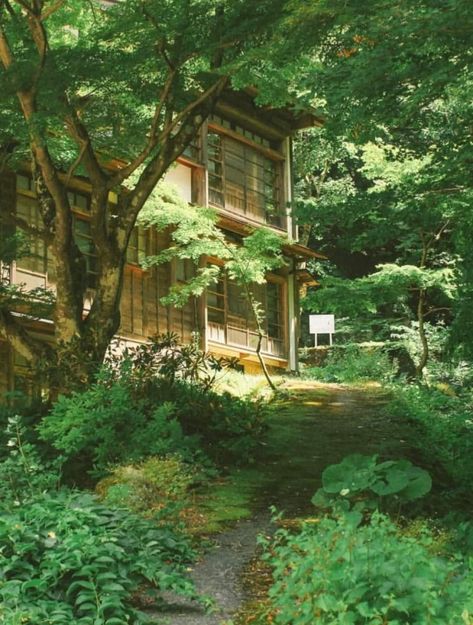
[
  {"left": 152, "top": 515, "right": 272, "bottom": 625},
  {"left": 150, "top": 381, "right": 415, "bottom": 625}
]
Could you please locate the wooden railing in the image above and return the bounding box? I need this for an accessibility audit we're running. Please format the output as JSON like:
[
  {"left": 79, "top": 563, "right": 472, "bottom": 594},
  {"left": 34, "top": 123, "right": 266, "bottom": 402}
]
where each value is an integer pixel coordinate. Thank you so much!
[{"left": 208, "top": 321, "right": 286, "bottom": 358}]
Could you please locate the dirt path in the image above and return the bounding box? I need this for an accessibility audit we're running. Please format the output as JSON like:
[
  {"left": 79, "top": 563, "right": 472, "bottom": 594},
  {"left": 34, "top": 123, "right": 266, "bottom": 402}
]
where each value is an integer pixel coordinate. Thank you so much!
[{"left": 152, "top": 381, "right": 416, "bottom": 624}]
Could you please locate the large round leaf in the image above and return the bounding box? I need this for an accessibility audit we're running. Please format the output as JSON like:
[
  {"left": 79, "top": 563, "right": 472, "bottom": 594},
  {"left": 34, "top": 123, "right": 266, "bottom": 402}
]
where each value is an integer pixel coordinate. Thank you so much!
[
  {"left": 371, "top": 468, "right": 409, "bottom": 496},
  {"left": 322, "top": 454, "right": 377, "bottom": 494},
  {"left": 399, "top": 466, "right": 432, "bottom": 500}
]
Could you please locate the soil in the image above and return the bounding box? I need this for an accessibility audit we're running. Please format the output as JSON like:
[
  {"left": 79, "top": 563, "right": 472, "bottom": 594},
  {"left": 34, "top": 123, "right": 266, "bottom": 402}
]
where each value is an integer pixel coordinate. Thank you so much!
[{"left": 151, "top": 380, "right": 418, "bottom": 625}]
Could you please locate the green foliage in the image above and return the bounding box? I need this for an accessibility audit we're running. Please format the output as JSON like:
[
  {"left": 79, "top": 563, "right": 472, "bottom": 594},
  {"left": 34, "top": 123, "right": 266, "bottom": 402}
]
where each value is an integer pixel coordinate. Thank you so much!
[
  {"left": 1, "top": 0, "right": 295, "bottom": 169},
  {"left": 0, "top": 415, "right": 61, "bottom": 504},
  {"left": 303, "top": 344, "right": 395, "bottom": 383},
  {"left": 0, "top": 490, "right": 198, "bottom": 625},
  {"left": 263, "top": 510, "right": 473, "bottom": 625},
  {"left": 292, "top": 0, "right": 473, "bottom": 358},
  {"left": 107, "top": 332, "right": 239, "bottom": 392},
  {"left": 39, "top": 378, "right": 199, "bottom": 478},
  {"left": 160, "top": 381, "right": 269, "bottom": 465},
  {"left": 388, "top": 385, "right": 473, "bottom": 490},
  {"left": 312, "top": 454, "right": 432, "bottom": 512},
  {"left": 39, "top": 338, "right": 268, "bottom": 479},
  {"left": 139, "top": 184, "right": 285, "bottom": 313}
]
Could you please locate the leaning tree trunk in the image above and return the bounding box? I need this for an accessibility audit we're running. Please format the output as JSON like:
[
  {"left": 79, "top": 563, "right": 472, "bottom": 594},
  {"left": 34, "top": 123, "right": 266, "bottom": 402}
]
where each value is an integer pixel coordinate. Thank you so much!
[{"left": 244, "top": 285, "right": 276, "bottom": 391}]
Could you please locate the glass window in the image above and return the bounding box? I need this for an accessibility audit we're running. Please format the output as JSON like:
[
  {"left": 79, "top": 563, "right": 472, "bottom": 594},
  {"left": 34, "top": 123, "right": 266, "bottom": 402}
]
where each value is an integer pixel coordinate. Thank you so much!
[
  {"left": 175, "top": 258, "right": 195, "bottom": 282},
  {"left": 207, "top": 130, "right": 283, "bottom": 226},
  {"left": 68, "top": 191, "right": 89, "bottom": 212},
  {"left": 16, "top": 177, "right": 47, "bottom": 274},
  {"left": 73, "top": 217, "right": 97, "bottom": 288},
  {"left": 206, "top": 270, "right": 284, "bottom": 342},
  {"left": 206, "top": 274, "right": 225, "bottom": 324},
  {"left": 127, "top": 228, "right": 148, "bottom": 265}
]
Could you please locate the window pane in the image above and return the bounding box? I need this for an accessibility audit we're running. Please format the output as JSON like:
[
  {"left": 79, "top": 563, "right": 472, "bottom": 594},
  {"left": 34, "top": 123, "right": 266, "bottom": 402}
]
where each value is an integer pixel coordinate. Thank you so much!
[
  {"left": 17, "top": 175, "right": 33, "bottom": 192},
  {"left": 15, "top": 195, "right": 46, "bottom": 274}
]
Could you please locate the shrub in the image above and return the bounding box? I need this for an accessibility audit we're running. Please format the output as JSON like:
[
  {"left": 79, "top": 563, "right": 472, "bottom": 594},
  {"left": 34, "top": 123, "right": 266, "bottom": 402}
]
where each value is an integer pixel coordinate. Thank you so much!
[
  {"left": 0, "top": 490, "right": 199, "bottom": 625},
  {"left": 388, "top": 385, "right": 473, "bottom": 489},
  {"left": 264, "top": 511, "right": 473, "bottom": 625},
  {"left": 39, "top": 336, "right": 269, "bottom": 480},
  {"left": 107, "top": 332, "right": 239, "bottom": 392},
  {"left": 0, "top": 415, "right": 61, "bottom": 504},
  {"left": 303, "top": 343, "right": 395, "bottom": 383},
  {"left": 39, "top": 381, "right": 200, "bottom": 478},
  {"left": 155, "top": 381, "right": 269, "bottom": 464}
]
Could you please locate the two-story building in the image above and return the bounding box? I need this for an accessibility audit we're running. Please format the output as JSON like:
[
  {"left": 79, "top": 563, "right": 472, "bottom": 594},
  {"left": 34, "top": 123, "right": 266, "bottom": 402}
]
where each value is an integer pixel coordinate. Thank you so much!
[{"left": 0, "top": 91, "right": 322, "bottom": 395}]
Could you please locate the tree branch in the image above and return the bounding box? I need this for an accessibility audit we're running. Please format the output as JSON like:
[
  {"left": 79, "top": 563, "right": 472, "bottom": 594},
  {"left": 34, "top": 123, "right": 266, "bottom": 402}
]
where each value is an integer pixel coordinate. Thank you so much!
[
  {"left": 11, "top": 0, "right": 34, "bottom": 16},
  {"left": 158, "top": 75, "right": 228, "bottom": 146},
  {"left": 108, "top": 67, "right": 178, "bottom": 188},
  {"left": 65, "top": 103, "right": 107, "bottom": 186},
  {"left": 118, "top": 75, "right": 228, "bottom": 236},
  {"left": 40, "top": 0, "right": 66, "bottom": 21}
]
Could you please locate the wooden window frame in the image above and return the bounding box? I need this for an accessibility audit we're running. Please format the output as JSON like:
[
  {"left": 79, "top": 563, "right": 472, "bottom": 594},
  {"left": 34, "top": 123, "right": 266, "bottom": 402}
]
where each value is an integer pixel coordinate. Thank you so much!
[
  {"left": 205, "top": 261, "right": 287, "bottom": 356},
  {"left": 207, "top": 122, "right": 286, "bottom": 230},
  {"left": 15, "top": 174, "right": 48, "bottom": 276}
]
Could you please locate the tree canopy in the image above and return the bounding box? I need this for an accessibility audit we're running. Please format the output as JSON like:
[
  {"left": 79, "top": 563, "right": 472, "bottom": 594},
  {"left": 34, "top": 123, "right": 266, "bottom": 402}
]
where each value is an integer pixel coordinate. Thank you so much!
[
  {"left": 294, "top": 0, "right": 473, "bottom": 370},
  {"left": 0, "top": 0, "right": 319, "bottom": 390}
]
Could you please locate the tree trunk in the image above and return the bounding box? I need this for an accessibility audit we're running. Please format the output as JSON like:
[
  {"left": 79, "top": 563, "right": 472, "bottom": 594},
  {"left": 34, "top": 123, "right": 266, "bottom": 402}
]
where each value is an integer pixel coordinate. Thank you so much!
[
  {"left": 245, "top": 285, "right": 276, "bottom": 391},
  {"left": 415, "top": 287, "right": 429, "bottom": 379}
]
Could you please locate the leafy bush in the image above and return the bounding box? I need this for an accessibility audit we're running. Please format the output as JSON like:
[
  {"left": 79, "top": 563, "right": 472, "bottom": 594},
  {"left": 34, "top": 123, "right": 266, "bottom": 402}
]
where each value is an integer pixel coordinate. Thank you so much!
[
  {"left": 39, "top": 380, "right": 200, "bottom": 478},
  {"left": 0, "top": 490, "right": 198, "bottom": 625},
  {"left": 388, "top": 384, "right": 473, "bottom": 489},
  {"left": 156, "top": 381, "right": 269, "bottom": 464},
  {"left": 107, "top": 332, "right": 238, "bottom": 392},
  {"left": 96, "top": 454, "right": 203, "bottom": 516},
  {"left": 303, "top": 343, "right": 395, "bottom": 383},
  {"left": 264, "top": 510, "right": 473, "bottom": 625},
  {"left": 39, "top": 338, "right": 268, "bottom": 479},
  {"left": 0, "top": 415, "right": 61, "bottom": 504},
  {"left": 312, "top": 453, "right": 432, "bottom": 512}
]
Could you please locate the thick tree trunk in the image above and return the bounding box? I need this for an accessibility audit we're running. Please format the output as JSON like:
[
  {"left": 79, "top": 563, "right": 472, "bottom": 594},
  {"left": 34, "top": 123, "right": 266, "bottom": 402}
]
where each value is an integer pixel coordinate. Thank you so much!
[{"left": 0, "top": 9, "right": 229, "bottom": 395}]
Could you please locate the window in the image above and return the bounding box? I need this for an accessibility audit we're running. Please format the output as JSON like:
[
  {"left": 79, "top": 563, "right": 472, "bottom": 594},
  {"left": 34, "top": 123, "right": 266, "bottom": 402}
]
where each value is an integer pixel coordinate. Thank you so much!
[
  {"left": 182, "top": 134, "right": 201, "bottom": 162},
  {"left": 267, "top": 282, "right": 283, "bottom": 340},
  {"left": 16, "top": 175, "right": 47, "bottom": 274},
  {"left": 207, "top": 273, "right": 225, "bottom": 324},
  {"left": 208, "top": 130, "right": 284, "bottom": 227},
  {"left": 175, "top": 258, "right": 195, "bottom": 282},
  {"left": 67, "top": 190, "right": 89, "bottom": 212},
  {"left": 206, "top": 272, "right": 284, "bottom": 352},
  {"left": 127, "top": 228, "right": 148, "bottom": 265},
  {"left": 73, "top": 217, "right": 97, "bottom": 288}
]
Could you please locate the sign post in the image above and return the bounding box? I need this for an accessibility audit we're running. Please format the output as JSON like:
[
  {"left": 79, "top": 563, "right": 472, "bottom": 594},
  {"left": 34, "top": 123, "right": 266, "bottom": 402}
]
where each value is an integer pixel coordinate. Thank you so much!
[{"left": 309, "top": 315, "right": 335, "bottom": 347}]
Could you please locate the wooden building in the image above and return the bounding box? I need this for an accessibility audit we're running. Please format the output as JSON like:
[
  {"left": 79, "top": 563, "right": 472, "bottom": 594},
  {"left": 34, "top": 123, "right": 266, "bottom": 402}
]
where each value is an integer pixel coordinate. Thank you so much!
[{"left": 0, "top": 92, "right": 321, "bottom": 393}]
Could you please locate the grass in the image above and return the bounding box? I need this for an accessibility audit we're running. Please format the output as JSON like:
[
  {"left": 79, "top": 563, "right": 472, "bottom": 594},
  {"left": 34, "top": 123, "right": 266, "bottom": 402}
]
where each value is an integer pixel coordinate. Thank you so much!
[{"left": 194, "top": 468, "right": 267, "bottom": 533}]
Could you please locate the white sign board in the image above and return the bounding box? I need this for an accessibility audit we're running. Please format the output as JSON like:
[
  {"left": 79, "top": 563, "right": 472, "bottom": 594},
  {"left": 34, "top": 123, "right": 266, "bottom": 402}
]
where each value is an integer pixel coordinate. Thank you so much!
[{"left": 309, "top": 315, "right": 335, "bottom": 335}]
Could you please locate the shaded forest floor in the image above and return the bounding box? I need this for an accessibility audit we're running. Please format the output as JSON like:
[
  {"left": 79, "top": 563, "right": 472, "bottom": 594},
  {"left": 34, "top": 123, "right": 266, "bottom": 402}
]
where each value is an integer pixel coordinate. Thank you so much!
[{"left": 152, "top": 380, "right": 423, "bottom": 624}]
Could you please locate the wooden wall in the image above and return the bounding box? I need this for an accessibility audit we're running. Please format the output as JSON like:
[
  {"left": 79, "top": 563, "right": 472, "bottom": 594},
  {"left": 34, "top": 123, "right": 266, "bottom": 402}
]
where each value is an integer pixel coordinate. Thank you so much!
[{"left": 119, "top": 230, "right": 199, "bottom": 343}]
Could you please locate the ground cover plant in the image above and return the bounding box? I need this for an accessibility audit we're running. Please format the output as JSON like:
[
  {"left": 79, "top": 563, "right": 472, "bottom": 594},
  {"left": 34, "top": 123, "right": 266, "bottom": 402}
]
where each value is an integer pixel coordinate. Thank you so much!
[
  {"left": 263, "top": 510, "right": 473, "bottom": 625},
  {"left": 0, "top": 416, "right": 202, "bottom": 625},
  {"left": 0, "top": 341, "right": 273, "bottom": 623},
  {"left": 0, "top": 490, "right": 199, "bottom": 625},
  {"left": 258, "top": 455, "right": 473, "bottom": 625},
  {"left": 388, "top": 385, "right": 473, "bottom": 492}
]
